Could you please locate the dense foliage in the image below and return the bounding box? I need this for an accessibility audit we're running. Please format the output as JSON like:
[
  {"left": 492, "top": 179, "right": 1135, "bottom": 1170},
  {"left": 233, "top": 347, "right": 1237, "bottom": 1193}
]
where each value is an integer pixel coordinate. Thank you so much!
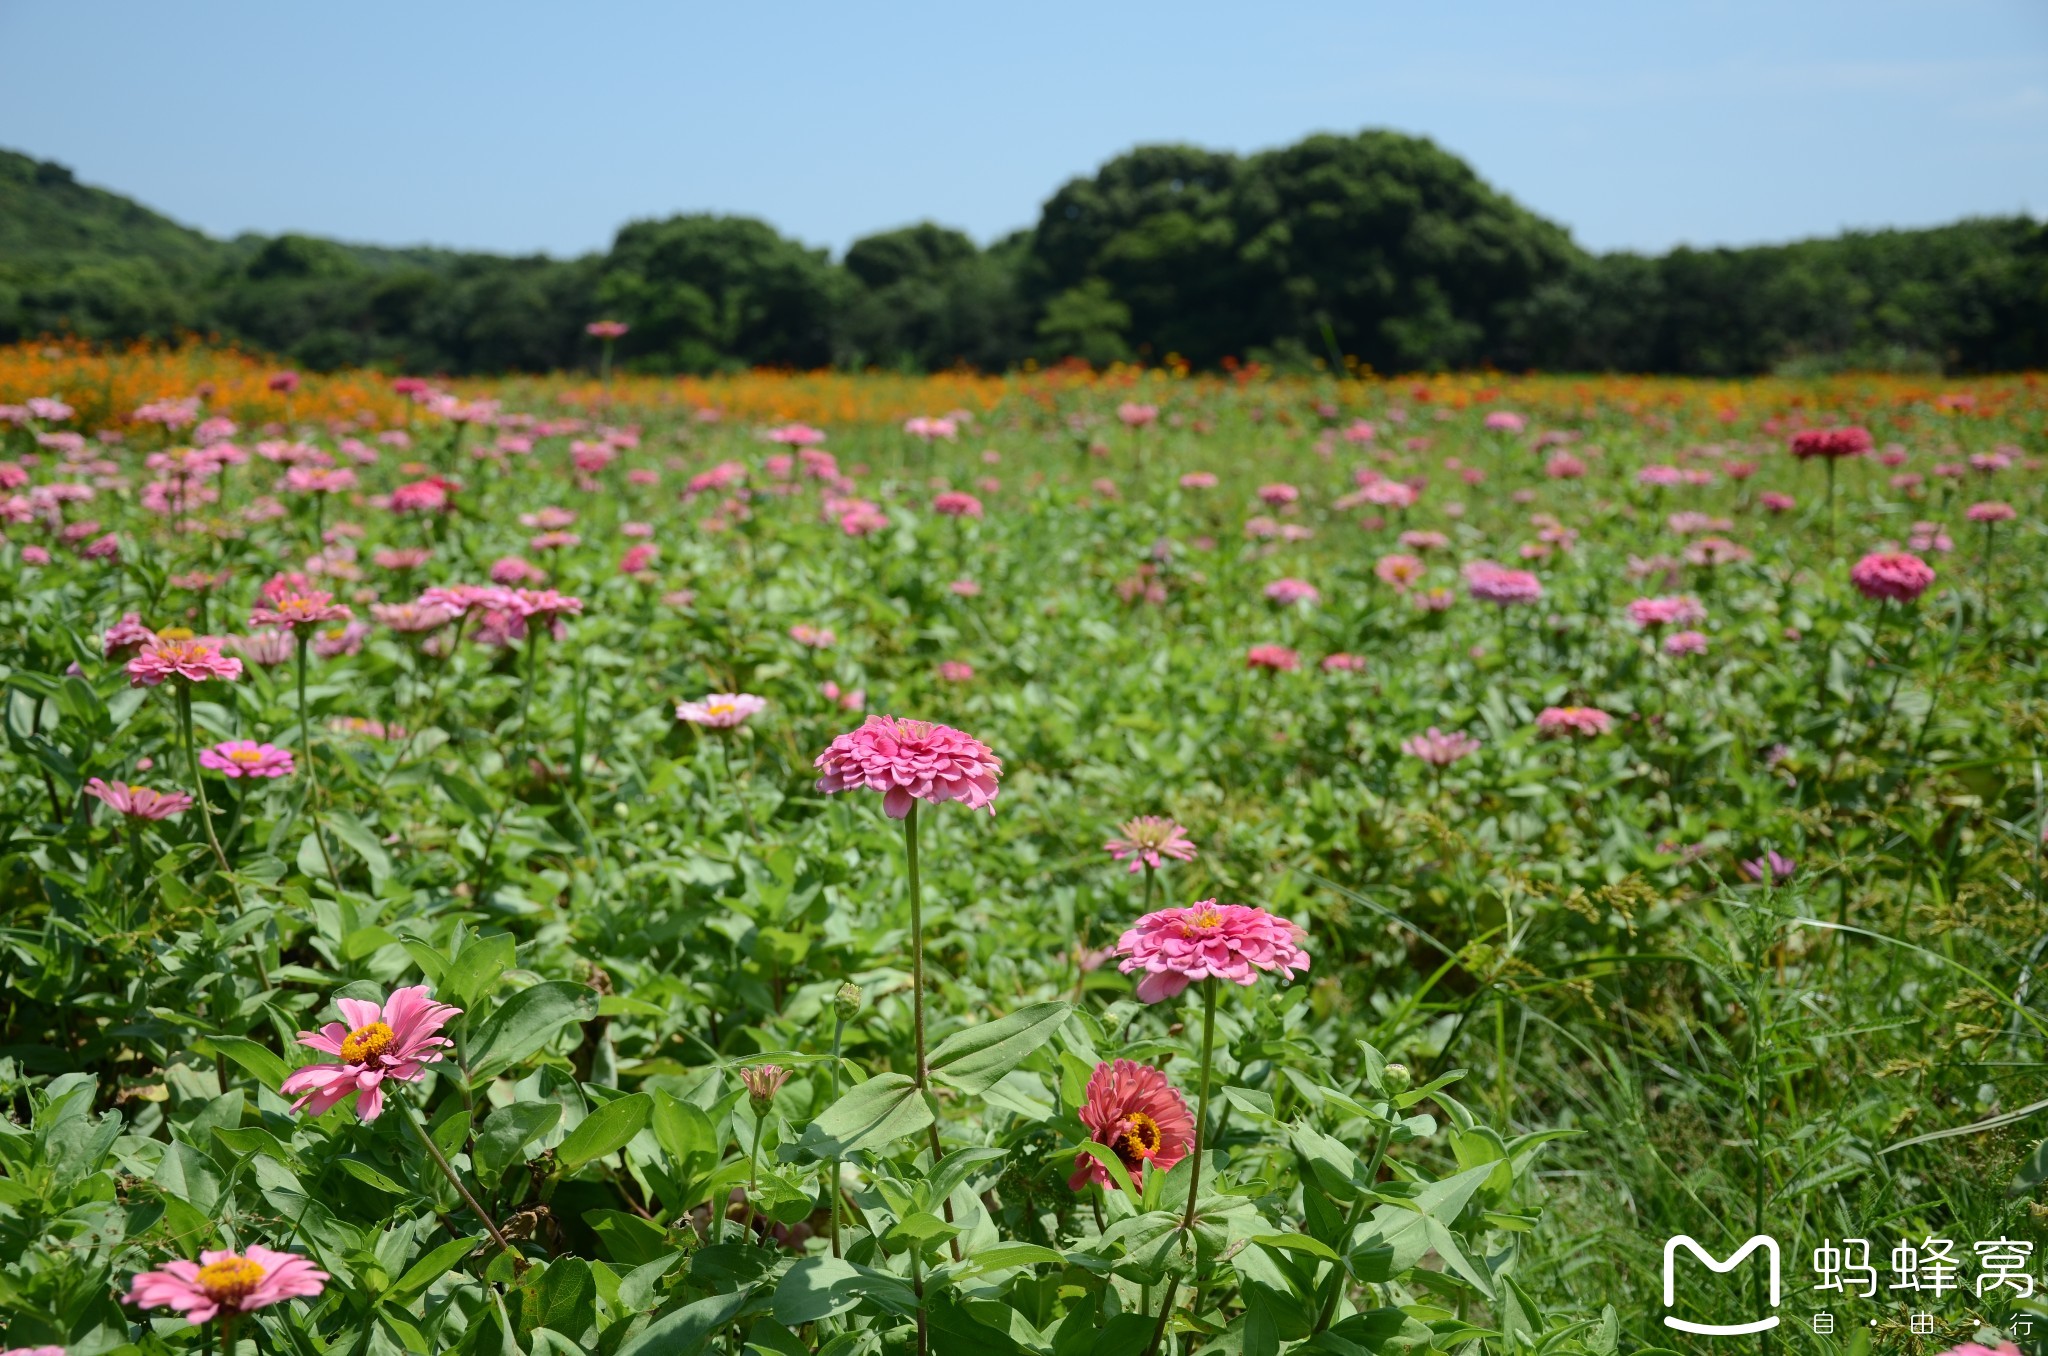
[
  {"left": 1, "top": 360, "right": 2045, "bottom": 1355},
  {"left": 5, "top": 141, "right": 2045, "bottom": 376}
]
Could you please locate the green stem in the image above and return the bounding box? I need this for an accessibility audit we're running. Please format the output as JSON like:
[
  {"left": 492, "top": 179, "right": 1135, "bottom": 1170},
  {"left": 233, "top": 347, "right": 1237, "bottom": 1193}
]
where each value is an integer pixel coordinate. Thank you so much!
[
  {"left": 178, "top": 683, "right": 231, "bottom": 874},
  {"left": 401, "top": 1093, "right": 520, "bottom": 1265},
  {"left": 1146, "top": 981, "right": 1219, "bottom": 1356},
  {"left": 739, "top": 1105, "right": 764, "bottom": 1244},
  {"left": 829, "top": 1012, "right": 846, "bottom": 1258},
  {"left": 295, "top": 634, "right": 341, "bottom": 886},
  {"left": 906, "top": 801, "right": 927, "bottom": 1091}
]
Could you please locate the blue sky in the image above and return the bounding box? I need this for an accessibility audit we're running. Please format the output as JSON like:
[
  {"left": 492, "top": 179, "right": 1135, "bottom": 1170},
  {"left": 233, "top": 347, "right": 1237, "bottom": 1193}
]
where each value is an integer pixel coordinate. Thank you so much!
[{"left": 3, "top": 1, "right": 2043, "bottom": 259}]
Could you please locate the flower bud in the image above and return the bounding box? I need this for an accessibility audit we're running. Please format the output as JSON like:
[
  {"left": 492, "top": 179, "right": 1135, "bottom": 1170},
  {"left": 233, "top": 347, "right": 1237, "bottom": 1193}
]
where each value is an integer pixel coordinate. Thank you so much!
[
  {"left": 1381, "top": 1063, "right": 1412, "bottom": 1095},
  {"left": 738, "top": 1063, "right": 789, "bottom": 1114},
  {"left": 833, "top": 982, "right": 863, "bottom": 1021}
]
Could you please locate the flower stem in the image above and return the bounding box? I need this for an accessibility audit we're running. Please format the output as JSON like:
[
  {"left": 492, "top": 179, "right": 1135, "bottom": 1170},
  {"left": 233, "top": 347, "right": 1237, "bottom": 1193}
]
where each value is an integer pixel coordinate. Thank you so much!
[
  {"left": 402, "top": 1093, "right": 521, "bottom": 1268},
  {"left": 178, "top": 684, "right": 231, "bottom": 874},
  {"left": 739, "top": 1103, "right": 764, "bottom": 1244},
  {"left": 906, "top": 801, "right": 927, "bottom": 1092},
  {"left": 829, "top": 1010, "right": 846, "bottom": 1258},
  {"left": 1146, "top": 979, "right": 1219, "bottom": 1356},
  {"left": 295, "top": 634, "right": 341, "bottom": 886}
]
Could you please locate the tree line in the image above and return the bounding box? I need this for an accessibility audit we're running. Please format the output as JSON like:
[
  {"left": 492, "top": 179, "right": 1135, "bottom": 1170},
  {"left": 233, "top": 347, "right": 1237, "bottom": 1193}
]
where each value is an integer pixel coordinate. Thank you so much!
[{"left": 3, "top": 134, "right": 2043, "bottom": 375}]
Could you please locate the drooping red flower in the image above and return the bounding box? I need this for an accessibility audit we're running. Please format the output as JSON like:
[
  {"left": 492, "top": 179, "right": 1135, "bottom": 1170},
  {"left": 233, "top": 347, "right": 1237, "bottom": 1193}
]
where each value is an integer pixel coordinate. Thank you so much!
[{"left": 1068, "top": 1060, "right": 1194, "bottom": 1190}]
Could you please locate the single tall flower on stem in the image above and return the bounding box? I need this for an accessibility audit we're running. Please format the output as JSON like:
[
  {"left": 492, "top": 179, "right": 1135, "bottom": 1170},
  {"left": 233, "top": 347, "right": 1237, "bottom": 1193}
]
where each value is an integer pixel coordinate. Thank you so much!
[
  {"left": 1104, "top": 815, "right": 1197, "bottom": 914},
  {"left": 85, "top": 777, "right": 191, "bottom": 820},
  {"left": 127, "top": 637, "right": 241, "bottom": 872},
  {"left": 813, "top": 715, "right": 1002, "bottom": 1349},
  {"left": 1115, "top": 901, "right": 1309, "bottom": 1356},
  {"left": 126, "top": 1246, "right": 326, "bottom": 1332}
]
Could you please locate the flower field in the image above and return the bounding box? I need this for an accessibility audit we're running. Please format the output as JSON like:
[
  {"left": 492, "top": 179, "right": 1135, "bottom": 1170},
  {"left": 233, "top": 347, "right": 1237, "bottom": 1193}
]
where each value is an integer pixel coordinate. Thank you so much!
[{"left": 1, "top": 346, "right": 2045, "bottom": 1355}]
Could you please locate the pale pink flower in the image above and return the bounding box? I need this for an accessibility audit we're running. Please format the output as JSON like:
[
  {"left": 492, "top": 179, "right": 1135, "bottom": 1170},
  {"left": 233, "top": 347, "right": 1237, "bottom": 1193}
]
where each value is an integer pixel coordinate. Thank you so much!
[
  {"left": 1104, "top": 816, "right": 1197, "bottom": 873},
  {"left": 1256, "top": 482, "right": 1299, "bottom": 507},
  {"left": 1545, "top": 454, "right": 1587, "bottom": 479},
  {"left": 1760, "top": 492, "right": 1797, "bottom": 513},
  {"left": 1399, "top": 529, "right": 1449, "bottom": 552},
  {"left": 126, "top": 1247, "right": 327, "bottom": 1325},
  {"left": 1967, "top": 501, "right": 2016, "bottom": 523},
  {"left": 1403, "top": 728, "right": 1480, "bottom": 766},
  {"left": 1535, "top": 706, "right": 1613, "bottom": 738},
  {"left": 250, "top": 590, "right": 353, "bottom": 632},
  {"left": 372, "top": 601, "right": 459, "bottom": 633},
  {"left": 1463, "top": 561, "right": 1542, "bottom": 605},
  {"left": 199, "top": 741, "right": 295, "bottom": 779},
  {"left": 311, "top": 622, "right": 369, "bottom": 659},
  {"left": 1908, "top": 522, "right": 1953, "bottom": 553},
  {"left": 1342, "top": 419, "right": 1376, "bottom": 443},
  {"left": 281, "top": 984, "right": 460, "bottom": 1121},
  {"left": 1484, "top": 410, "right": 1526, "bottom": 433},
  {"left": 1069, "top": 1060, "right": 1194, "bottom": 1190},
  {"left": 1665, "top": 630, "right": 1709, "bottom": 655},
  {"left": 1410, "top": 586, "right": 1455, "bottom": 613},
  {"left": 1179, "top": 471, "right": 1218, "bottom": 490},
  {"left": 1626, "top": 596, "right": 1706, "bottom": 629},
  {"left": 1375, "top": 554, "right": 1425, "bottom": 589},
  {"left": 766, "top": 422, "right": 827, "bottom": 447},
  {"left": 1264, "top": 578, "right": 1318, "bottom": 606},
  {"left": 1117, "top": 402, "right": 1158, "bottom": 429},
  {"left": 1850, "top": 551, "right": 1935, "bottom": 602},
  {"left": 127, "top": 639, "right": 243, "bottom": 687},
  {"left": 84, "top": 777, "right": 192, "bottom": 820},
  {"left": 948, "top": 579, "right": 981, "bottom": 597},
  {"left": 372, "top": 547, "right": 433, "bottom": 571},
  {"left": 813, "top": 714, "right": 1001, "bottom": 818},
  {"left": 935, "top": 660, "right": 975, "bottom": 682},
  {"left": 1115, "top": 901, "right": 1311, "bottom": 1004},
  {"left": 790, "top": 624, "right": 835, "bottom": 649},
  {"left": 676, "top": 693, "right": 767, "bottom": 728},
  {"left": 904, "top": 416, "right": 959, "bottom": 442},
  {"left": 821, "top": 681, "right": 865, "bottom": 711},
  {"left": 1321, "top": 653, "right": 1366, "bottom": 673},
  {"left": 1683, "top": 537, "right": 1752, "bottom": 567},
  {"left": 490, "top": 556, "right": 546, "bottom": 586}
]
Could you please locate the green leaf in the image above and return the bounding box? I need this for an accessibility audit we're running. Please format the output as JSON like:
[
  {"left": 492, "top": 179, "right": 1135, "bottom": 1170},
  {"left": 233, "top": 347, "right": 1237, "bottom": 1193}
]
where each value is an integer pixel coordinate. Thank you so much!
[
  {"left": 390, "top": 1233, "right": 483, "bottom": 1303},
  {"left": 466, "top": 980, "right": 598, "bottom": 1079},
  {"left": 1071, "top": 1141, "right": 1141, "bottom": 1206},
  {"left": 444, "top": 933, "right": 517, "bottom": 1012},
  {"left": 326, "top": 809, "right": 393, "bottom": 886},
  {"left": 927, "top": 1001, "right": 1072, "bottom": 1095},
  {"left": 555, "top": 1093, "right": 652, "bottom": 1170},
  {"left": 649, "top": 1091, "right": 716, "bottom": 1171},
  {"left": 613, "top": 1287, "right": 754, "bottom": 1356},
  {"left": 335, "top": 1155, "right": 408, "bottom": 1195},
  {"left": 193, "top": 1035, "right": 290, "bottom": 1092},
  {"left": 475, "top": 1102, "right": 564, "bottom": 1177},
  {"left": 796, "top": 1074, "right": 933, "bottom": 1158}
]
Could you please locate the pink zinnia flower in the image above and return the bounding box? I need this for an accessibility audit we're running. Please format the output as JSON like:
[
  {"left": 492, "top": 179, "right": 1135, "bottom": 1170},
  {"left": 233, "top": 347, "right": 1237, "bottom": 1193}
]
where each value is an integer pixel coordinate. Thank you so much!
[
  {"left": 1484, "top": 410, "right": 1526, "bottom": 433},
  {"left": 280, "top": 984, "right": 460, "bottom": 1121},
  {"left": 1068, "top": 1060, "right": 1194, "bottom": 1190},
  {"left": 1403, "top": 727, "right": 1480, "bottom": 766},
  {"left": 1545, "top": 454, "right": 1587, "bottom": 479},
  {"left": 766, "top": 422, "right": 827, "bottom": 447},
  {"left": 103, "top": 612, "right": 158, "bottom": 658},
  {"left": 1665, "top": 630, "right": 1709, "bottom": 655},
  {"left": 1966, "top": 500, "right": 2015, "bottom": 523},
  {"left": 676, "top": 693, "right": 767, "bottom": 728},
  {"left": 1179, "top": 471, "right": 1218, "bottom": 490},
  {"left": 935, "top": 660, "right": 975, "bottom": 682},
  {"left": 1115, "top": 901, "right": 1311, "bottom": 1004},
  {"left": 372, "top": 601, "right": 459, "bottom": 633},
  {"left": 1399, "top": 529, "right": 1449, "bottom": 552},
  {"left": 1535, "top": 706, "right": 1613, "bottom": 738},
  {"left": 199, "top": 741, "right": 295, "bottom": 779},
  {"left": 1375, "top": 554, "right": 1425, "bottom": 589},
  {"left": 790, "top": 624, "right": 835, "bottom": 649},
  {"left": 1760, "top": 492, "right": 1797, "bottom": 513},
  {"left": 1321, "top": 653, "right": 1366, "bottom": 673},
  {"left": 127, "top": 638, "right": 243, "bottom": 687},
  {"left": 1264, "top": 578, "right": 1318, "bottom": 606},
  {"left": 267, "top": 370, "right": 301, "bottom": 394},
  {"left": 1908, "top": 522, "right": 1953, "bottom": 552},
  {"left": 587, "top": 320, "right": 629, "bottom": 340},
  {"left": 619, "top": 543, "right": 659, "bottom": 575},
  {"left": 932, "top": 491, "right": 983, "bottom": 518},
  {"left": 1256, "top": 482, "right": 1299, "bottom": 507},
  {"left": 311, "top": 622, "right": 369, "bottom": 659},
  {"left": 1790, "top": 426, "right": 1872, "bottom": 460},
  {"left": 373, "top": 547, "right": 433, "bottom": 571},
  {"left": 1411, "top": 587, "right": 1455, "bottom": 612},
  {"left": 250, "top": 590, "right": 353, "bottom": 632},
  {"left": 821, "top": 681, "right": 865, "bottom": 711},
  {"left": 1117, "top": 402, "right": 1158, "bottom": 429},
  {"left": 905, "top": 416, "right": 959, "bottom": 442},
  {"left": 85, "top": 777, "right": 192, "bottom": 820},
  {"left": 1245, "top": 644, "right": 1299, "bottom": 672},
  {"left": 1104, "top": 816, "right": 1197, "bottom": 873},
  {"left": 490, "top": 556, "right": 546, "bottom": 586},
  {"left": 813, "top": 714, "right": 1001, "bottom": 819},
  {"left": 1626, "top": 596, "right": 1706, "bottom": 629},
  {"left": 948, "top": 578, "right": 981, "bottom": 597},
  {"left": 388, "top": 477, "right": 455, "bottom": 513},
  {"left": 126, "top": 1246, "right": 327, "bottom": 1326},
  {"left": 1463, "top": 561, "right": 1542, "bottom": 606},
  {"left": 1850, "top": 551, "right": 1935, "bottom": 602}
]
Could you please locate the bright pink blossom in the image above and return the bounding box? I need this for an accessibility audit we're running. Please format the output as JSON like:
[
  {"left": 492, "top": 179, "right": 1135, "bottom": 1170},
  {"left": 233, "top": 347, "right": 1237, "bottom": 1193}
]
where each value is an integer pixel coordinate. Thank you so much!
[
  {"left": 1463, "top": 561, "right": 1542, "bottom": 605},
  {"left": 1535, "top": 706, "right": 1613, "bottom": 738},
  {"left": 1850, "top": 551, "right": 1935, "bottom": 602},
  {"left": 127, "top": 639, "right": 243, "bottom": 687},
  {"left": 1069, "top": 1060, "right": 1194, "bottom": 1189},
  {"left": 126, "top": 1246, "right": 327, "bottom": 1325},
  {"left": 85, "top": 777, "right": 192, "bottom": 820},
  {"left": 1245, "top": 644, "right": 1299, "bottom": 672},
  {"left": 1104, "top": 816, "right": 1197, "bottom": 873},
  {"left": 199, "top": 741, "right": 295, "bottom": 779},
  {"left": 1790, "top": 426, "right": 1872, "bottom": 460},
  {"left": 281, "top": 984, "right": 460, "bottom": 1121},
  {"left": 813, "top": 715, "right": 1001, "bottom": 819},
  {"left": 1114, "top": 901, "right": 1311, "bottom": 1004}
]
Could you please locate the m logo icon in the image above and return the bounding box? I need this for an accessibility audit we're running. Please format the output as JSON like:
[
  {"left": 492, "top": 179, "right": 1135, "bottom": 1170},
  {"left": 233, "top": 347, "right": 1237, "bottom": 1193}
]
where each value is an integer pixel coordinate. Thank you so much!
[{"left": 1662, "top": 1235, "right": 1782, "bottom": 1335}]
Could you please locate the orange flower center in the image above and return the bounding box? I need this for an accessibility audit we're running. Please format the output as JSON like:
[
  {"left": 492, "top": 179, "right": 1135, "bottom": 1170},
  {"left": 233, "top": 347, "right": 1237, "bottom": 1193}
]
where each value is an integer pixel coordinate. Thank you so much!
[
  {"left": 1182, "top": 907, "right": 1223, "bottom": 933},
  {"left": 229, "top": 748, "right": 267, "bottom": 765},
  {"left": 339, "top": 1020, "right": 394, "bottom": 1063},
  {"left": 1112, "top": 1112, "right": 1163, "bottom": 1175},
  {"left": 195, "top": 1255, "right": 267, "bottom": 1303}
]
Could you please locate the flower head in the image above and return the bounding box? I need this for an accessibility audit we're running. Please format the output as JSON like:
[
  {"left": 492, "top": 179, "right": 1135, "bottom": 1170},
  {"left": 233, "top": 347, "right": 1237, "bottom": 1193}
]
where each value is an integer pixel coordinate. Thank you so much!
[
  {"left": 586, "top": 320, "right": 630, "bottom": 340},
  {"left": 1739, "top": 850, "right": 1797, "bottom": 883},
  {"left": 280, "top": 984, "right": 460, "bottom": 1121},
  {"left": 676, "top": 693, "right": 767, "bottom": 728},
  {"left": 1665, "top": 629, "right": 1709, "bottom": 656},
  {"left": 1535, "top": 706, "right": 1614, "bottom": 738},
  {"left": 1789, "top": 426, "right": 1872, "bottom": 460},
  {"left": 1104, "top": 816, "right": 1197, "bottom": 874},
  {"left": 126, "top": 1246, "right": 327, "bottom": 1326},
  {"left": 739, "top": 1064, "right": 790, "bottom": 1112},
  {"left": 250, "top": 590, "right": 353, "bottom": 632},
  {"left": 1403, "top": 727, "right": 1481, "bottom": 767},
  {"left": 85, "top": 777, "right": 192, "bottom": 820},
  {"left": 813, "top": 714, "right": 1001, "bottom": 819},
  {"left": 1849, "top": 551, "right": 1935, "bottom": 602},
  {"left": 199, "top": 741, "right": 295, "bottom": 779},
  {"left": 1069, "top": 1059, "right": 1194, "bottom": 1190},
  {"left": 1263, "top": 578, "right": 1318, "bottom": 606},
  {"left": 1967, "top": 500, "right": 2016, "bottom": 523},
  {"left": 1115, "top": 901, "right": 1310, "bottom": 1004},
  {"left": 931, "top": 490, "right": 983, "bottom": 518},
  {"left": 1626, "top": 596, "right": 1707, "bottom": 629},
  {"left": 1463, "top": 561, "right": 1542, "bottom": 606},
  {"left": 103, "top": 612, "right": 158, "bottom": 658},
  {"left": 1245, "top": 644, "right": 1299, "bottom": 672},
  {"left": 127, "top": 638, "right": 243, "bottom": 687}
]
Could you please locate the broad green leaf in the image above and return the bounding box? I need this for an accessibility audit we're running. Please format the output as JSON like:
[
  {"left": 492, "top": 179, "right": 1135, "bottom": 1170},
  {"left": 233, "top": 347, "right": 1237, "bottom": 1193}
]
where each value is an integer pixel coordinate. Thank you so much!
[
  {"left": 796, "top": 1074, "right": 933, "bottom": 1158},
  {"left": 466, "top": 980, "right": 598, "bottom": 1079},
  {"left": 927, "top": 1001, "right": 1071, "bottom": 1095},
  {"left": 475, "top": 1101, "right": 564, "bottom": 1176},
  {"left": 555, "top": 1093, "right": 652, "bottom": 1170},
  {"left": 192, "top": 1035, "right": 291, "bottom": 1092},
  {"left": 613, "top": 1287, "right": 754, "bottom": 1356}
]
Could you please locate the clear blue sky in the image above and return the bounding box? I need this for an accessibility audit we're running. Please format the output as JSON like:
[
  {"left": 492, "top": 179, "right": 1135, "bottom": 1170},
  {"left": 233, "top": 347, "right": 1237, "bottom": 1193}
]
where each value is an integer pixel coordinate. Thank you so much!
[{"left": 3, "top": 0, "right": 2043, "bottom": 259}]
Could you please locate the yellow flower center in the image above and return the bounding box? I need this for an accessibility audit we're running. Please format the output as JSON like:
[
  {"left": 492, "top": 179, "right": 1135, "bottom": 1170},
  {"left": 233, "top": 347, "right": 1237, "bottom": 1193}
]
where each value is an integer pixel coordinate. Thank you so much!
[
  {"left": 1183, "top": 907, "right": 1223, "bottom": 933},
  {"left": 229, "top": 748, "right": 266, "bottom": 765},
  {"left": 195, "top": 1255, "right": 267, "bottom": 1303},
  {"left": 1112, "top": 1112, "right": 1163, "bottom": 1174},
  {"left": 156, "top": 627, "right": 196, "bottom": 641},
  {"left": 339, "top": 1020, "right": 394, "bottom": 1063},
  {"left": 705, "top": 701, "right": 736, "bottom": 716}
]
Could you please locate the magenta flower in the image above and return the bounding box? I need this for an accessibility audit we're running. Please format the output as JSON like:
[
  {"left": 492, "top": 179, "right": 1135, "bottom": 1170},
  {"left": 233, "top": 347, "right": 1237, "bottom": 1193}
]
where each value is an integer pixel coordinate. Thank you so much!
[
  {"left": 1114, "top": 901, "right": 1311, "bottom": 1004},
  {"left": 103, "top": 612, "right": 158, "bottom": 658},
  {"left": 814, "top": 714, "right": 1001, "bottom": 819},
  {"left": 1966, "top": 501, "right": 2016, "bottom": 523},
  {"left": 198, "top": 741, "right": 295, "bottom": 779},
  {"left": 280, "top": 984, "right": 461, "bottom": 1121},
  {"left": 126, "top": 1246, "right": 327, "bottom": 1326},
  {"left": 1245, "top": 644, "right": 1299, "bottom": 672},
  {"left": 1256, "top": 482, "right": 1300, "bottom": 506},
  {"left": 1463, "top": 561, "right": 1542, "bottom": 606},
  {"left": 127, "top": 638, "right": 243, "bottom": 687},
  {"left": 1402, "top": 727, "right": 1480, "bottom": 767},
  {"left": 1739, "top": 850, "right": 1797, "bottom": 883},
  {"left": 1665, "top": 629, "right": 1709, "bottom": 655},
  {"left": 935, "top": 660, "right": 975, "bottom": 682},
  {"left": 1790, "top": 426, "right": 1872, "bottom": 460},
  {"left": 1760, "top": 491, "right": 1797, "bottom": 513},
  {"left": 586, "top": 320, "right": 630, "bottom": 340},
  {"left": 676, "top": 693, "right": 767, "bottom": 728},
  {"left": 1849, "top": 551, "right": 1935, "bottom": 602},
  {"left": 85, "top": 777, "right": 192, "bottom": 820},
  {"left": 1069, "top": 1060, "right": 1194, "bottom": 1190},
  {"left": 1104, "top": 816, "right": 1198, "bottom": 873},
  {"left": 1626, "top": 596, "right": 1707, "bottom": 629},
  {"left": 932, "top": 490, "right": 983, "bottom": 518},
  {"left": 1535, "top": 706, "right": 1614, "bottom": 738}
]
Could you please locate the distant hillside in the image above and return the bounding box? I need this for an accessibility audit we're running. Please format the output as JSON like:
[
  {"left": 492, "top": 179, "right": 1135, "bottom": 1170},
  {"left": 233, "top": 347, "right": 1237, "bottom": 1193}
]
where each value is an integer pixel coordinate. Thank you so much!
[{"left": 2, "top": 142, "right": 2043, "bottom": 374}]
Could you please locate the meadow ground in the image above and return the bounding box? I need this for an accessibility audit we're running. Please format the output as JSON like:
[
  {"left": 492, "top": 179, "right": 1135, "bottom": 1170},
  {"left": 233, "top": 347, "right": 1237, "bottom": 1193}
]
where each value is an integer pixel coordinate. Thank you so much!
[{"left": 1, "top": 344, "right": 2044, "bottom": 1356}]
